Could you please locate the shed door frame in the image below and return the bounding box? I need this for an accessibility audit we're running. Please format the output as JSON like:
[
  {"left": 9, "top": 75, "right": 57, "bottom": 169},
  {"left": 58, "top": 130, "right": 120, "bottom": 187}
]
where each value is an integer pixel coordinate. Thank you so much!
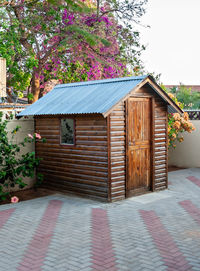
[{"left": 125, "top": 96, "right": 155, "bottom": 197}]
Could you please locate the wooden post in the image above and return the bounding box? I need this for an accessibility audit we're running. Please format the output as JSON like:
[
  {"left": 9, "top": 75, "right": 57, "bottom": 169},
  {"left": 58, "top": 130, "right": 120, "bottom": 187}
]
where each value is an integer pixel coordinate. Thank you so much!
[
  {"left": 166, "top": 110, "right": 169, "bottom": 188},
  {"left": 151, "top": 98, "right": 155, "bottom": 191},
  {"left": 107, "top": 115, "right": 111, "bottom": 202}
]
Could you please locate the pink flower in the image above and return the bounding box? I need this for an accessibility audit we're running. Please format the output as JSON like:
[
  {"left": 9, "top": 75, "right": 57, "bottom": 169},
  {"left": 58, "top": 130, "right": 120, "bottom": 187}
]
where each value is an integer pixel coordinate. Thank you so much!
[
  {"left": 28, "top": 134, "right": 33, "bottom": 139},
  {"left": 11, "top": 196, "right": 19, "bottom": 203},
  {"left": 35, "top": 133, "right": 41, "bottom": 139}
]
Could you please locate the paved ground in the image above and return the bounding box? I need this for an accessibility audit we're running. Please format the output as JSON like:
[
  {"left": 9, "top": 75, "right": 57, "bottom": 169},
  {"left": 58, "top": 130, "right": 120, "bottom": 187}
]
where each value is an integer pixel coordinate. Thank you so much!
[{"left": 0, "top": 168, "right": 200, "bottom": 271}]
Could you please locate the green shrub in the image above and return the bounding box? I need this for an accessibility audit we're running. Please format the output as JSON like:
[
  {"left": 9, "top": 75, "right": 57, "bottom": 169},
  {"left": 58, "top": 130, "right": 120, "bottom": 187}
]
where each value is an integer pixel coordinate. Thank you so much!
[{"left": 0, "top": 112, "right": 46, "bottom": 201}]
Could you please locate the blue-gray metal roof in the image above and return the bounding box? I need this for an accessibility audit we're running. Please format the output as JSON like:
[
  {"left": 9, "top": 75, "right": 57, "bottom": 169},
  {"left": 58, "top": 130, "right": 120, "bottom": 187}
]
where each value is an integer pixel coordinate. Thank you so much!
[
  {"left": 18, "top": 75, "right": 182, "bottom": 117},
  {"left": 18, "top": 75, "right": 148, "bottom": 117}
]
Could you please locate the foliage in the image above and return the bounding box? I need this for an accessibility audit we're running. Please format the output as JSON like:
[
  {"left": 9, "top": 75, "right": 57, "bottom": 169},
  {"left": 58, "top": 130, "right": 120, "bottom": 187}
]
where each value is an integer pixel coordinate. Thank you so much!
[
  {"left": 0, "top": 112, "right": 45, "bottom": 201},
  {"left": 164, "top": 85, "right": 200, "bottom": 109},
  {"left": 166, "top": 93, "right": 195, "bottom": 148},
  {"left": 0, "top": 0, "right": 147, "bottom": 102}
]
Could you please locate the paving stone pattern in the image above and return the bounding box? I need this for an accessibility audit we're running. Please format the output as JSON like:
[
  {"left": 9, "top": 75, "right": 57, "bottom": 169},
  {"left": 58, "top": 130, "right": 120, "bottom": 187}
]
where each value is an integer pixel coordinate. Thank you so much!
[{"left": 0, "top": 168, "right": 200, "bottom": 271}]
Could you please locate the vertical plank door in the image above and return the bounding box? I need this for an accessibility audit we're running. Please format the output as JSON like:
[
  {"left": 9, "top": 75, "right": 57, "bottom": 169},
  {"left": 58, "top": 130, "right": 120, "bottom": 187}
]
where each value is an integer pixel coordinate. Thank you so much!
[{"left": 126, "top": 97, "right": 152, "bottom": 196}]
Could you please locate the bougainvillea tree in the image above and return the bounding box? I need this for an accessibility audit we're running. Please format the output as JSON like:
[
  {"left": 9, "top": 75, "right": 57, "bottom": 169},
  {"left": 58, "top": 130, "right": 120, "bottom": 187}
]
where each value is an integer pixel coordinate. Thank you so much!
[{"left": 0, "top": 0, "right": 147, "bottom": 102}]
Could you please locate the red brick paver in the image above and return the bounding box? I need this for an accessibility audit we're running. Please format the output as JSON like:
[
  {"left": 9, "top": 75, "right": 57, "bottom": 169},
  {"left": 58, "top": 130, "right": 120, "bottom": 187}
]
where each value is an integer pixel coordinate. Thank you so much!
[
  {"left": 91, "top": 208, "right": 117, "bottom": 271},
  {"left": 179, "top": 200, "right": 200, "bottom": 225},
  {"left": 187, "top": 176, "right": 200, "bottom": 187},
  {"left": 17, "top": 200, "right": 63, "bottom": 271},
  {"left": 140, "top": 210, "right": 192, "bottom": 271},
  {"left": 0, "top": 208, "right": 15, "bottom": 228}
]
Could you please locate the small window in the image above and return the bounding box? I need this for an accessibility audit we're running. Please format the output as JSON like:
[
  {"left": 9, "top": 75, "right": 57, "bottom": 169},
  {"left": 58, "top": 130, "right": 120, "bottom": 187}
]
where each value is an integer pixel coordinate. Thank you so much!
[{"left": 60, "top": 119, "right": 74, "bottom": 145}]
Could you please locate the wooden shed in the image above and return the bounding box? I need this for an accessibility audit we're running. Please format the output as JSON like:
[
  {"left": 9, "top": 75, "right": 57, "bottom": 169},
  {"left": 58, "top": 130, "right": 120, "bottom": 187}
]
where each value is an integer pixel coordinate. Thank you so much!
[{"left": 19, "top": 75, "right": 183, "bottom": 202}]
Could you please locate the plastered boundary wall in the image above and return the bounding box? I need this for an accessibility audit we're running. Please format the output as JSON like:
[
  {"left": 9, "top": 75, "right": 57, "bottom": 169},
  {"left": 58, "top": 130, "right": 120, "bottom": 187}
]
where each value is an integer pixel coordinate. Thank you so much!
[
  {"left": 169, "top": 120, "right": 200, "bottom": 168},
  {"left": 1, "top": 109, "right": 35, "bottom": 191}
]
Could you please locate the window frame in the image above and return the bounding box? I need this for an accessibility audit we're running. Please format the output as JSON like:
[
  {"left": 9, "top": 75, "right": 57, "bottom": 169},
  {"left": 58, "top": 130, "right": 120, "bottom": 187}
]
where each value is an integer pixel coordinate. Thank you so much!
[{"left": 60, "top": 118, "right": 76, "bottom": 146}]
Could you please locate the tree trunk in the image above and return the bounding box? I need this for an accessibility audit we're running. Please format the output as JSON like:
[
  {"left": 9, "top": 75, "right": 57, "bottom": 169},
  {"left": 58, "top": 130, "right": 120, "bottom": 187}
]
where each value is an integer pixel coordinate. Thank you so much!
[
  {"left": 6, "top": 87, "right": 13, "bottom": 103},
  {"left": 30, "top": 71, "right": 41, "bottom": 104},
  {"left": 97, "top": 0, "right": 100, "bottom": 17}
]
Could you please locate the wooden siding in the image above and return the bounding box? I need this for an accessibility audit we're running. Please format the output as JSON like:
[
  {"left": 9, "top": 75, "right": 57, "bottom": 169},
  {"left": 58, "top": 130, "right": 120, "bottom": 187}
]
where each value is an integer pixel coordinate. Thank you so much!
[
  {"left": 35, "top": 115, "right": 109, "bottom": 201},
  {"left": 154, "top": 99, "right": 168, "bottom": 190},
  {"left": 109, "top": 102, "right": 126, "bottom": 202},
  {"left": 108, "top": 84, "right": 168, "bottom": 201}
]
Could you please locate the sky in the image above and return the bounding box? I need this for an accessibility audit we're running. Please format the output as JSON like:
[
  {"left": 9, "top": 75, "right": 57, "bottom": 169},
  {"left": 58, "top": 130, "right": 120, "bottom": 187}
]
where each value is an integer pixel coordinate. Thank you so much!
[{"left": 138, "top": 0, "right": 200, "bottom": 85}]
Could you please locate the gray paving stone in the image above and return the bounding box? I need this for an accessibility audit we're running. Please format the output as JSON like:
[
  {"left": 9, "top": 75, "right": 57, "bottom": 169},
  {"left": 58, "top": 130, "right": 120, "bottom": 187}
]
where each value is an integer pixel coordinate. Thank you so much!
[{"left": 0, "top": 168, "right": 200, "bottom": 270}]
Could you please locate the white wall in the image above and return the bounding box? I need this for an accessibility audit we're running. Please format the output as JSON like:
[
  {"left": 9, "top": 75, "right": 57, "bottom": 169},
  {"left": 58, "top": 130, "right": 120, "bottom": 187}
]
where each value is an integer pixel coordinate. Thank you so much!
[
  {"left": 1, "top": 109, "right": 35, "bottom": 191},
  {"left": 169, "top": 120, "right": 200, "bottom": 168},
  {"left": 0, "top": 58, "right": 6, "bottom": 97}
]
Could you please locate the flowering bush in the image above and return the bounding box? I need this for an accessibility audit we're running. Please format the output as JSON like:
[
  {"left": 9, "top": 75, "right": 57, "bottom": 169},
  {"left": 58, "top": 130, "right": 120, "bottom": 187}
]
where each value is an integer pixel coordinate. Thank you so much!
[
  {"left": 167, "top": 93, "right": 195, "bottom": 148},
  {"left": 0, "top": 0, "right": 146, "bottom": 102},
  {"left": 11, "top": 196, "right": 19, "bottom": 204},
  {"left": 0, "top": 112, "right": 46, "bottom": 202}
]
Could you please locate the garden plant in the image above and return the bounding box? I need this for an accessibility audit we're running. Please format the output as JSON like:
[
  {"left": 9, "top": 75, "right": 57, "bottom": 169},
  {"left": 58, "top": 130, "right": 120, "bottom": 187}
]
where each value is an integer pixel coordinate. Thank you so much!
[
  {"left": 0, "top": 112, "right": 45, "bottom": 202},
  {"left": 167, "top": 93, "right": 195, "bottom": 148}
]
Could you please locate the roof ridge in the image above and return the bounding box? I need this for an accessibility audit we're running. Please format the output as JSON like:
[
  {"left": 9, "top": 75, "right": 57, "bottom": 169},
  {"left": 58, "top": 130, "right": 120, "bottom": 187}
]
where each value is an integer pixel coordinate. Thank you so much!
[{"left": 54, "top": 75, "right": 148, "bottom": 89}]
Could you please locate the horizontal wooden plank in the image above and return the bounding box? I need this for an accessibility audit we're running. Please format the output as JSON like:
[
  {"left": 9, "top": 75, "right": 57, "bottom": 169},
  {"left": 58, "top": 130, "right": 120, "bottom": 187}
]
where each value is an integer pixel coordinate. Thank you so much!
[
  {"left": 154, "top": 134, "right": 166, "bottom": 139},
  {"left": 154, "top": 121, "right": 166, "bottom": 126},
  {"left": 111, "top": 171, "right": 125, "bottom": 178},
  {"left": 42, "top": 179, "right": 108, "bottom": 198},
  {"left": 155, "top": 129, "right": 166, "bottom": 133},
  {"left": 41, "top": 160, "right": 108, "bottom": 172},
  {"left": 154, "top": 160, "right": 166, "bottom": 166},
  {"left": 111, "top": 162, "right": 125, "bottom": 167},
  {"left": 37, "top": 130, "right": 60, "bottom": 135},
  {"left": 37, "top": 144, "right": 108, "bottom": 152},
  {"left": 35, "top": 119, "right": 59, "bottom": 125},
  {"left": 76, "top": 126, "right": 107, "bottom": 131},
  {"left": 155, "top": 112, "right": 166, "bottom": 118},
  {"left": 111, "top": 186, "right": 125, "bottom": 193},
  {"left": 37, "top": 151, "right": 108, "bottom": 162},
  {"left": 154, "top": 175, "right": 167, "bottom": 181},
  {"left": 155, "top": 168, "right": 167, "bottom": 174},
  {"left": 155, "top": 143, "right": 167, "bottom": 149},
  {"left": 35, "top": 125, "right": 60, "bottom": 130},
  {"left": 76, "top": 141, "right": 107, "bottom": 146},
  {"left": 110, "top": 116, "right": 125, "bottom": 121},
  {"left": 154, "top": 182, "right": 167, "bottom": 188},
  {"left": 111, "top": 181, "right": 125, "bottom": 188},
  {"left": 154, "top": 139, "right": 166, "bottom": 144},
  {"left": 110, "top": 123, "right": 125, "bottom": 127},
  {"left": 76, "top": 135, "right": 107, "bottom": 141},
  {"left": 155, "top": 125, "right": 166, "bottom": 129},
  {"left": 76, "top": 131, "right": 107, "bottom": 136},
  {"left": 110, "top": 127, "right": 125, "bottom": 131},
  {"left": 155, "top": 106, "right": 167, "bottom": 113},
  {"left": 76, "top": 120, "right": 106, "bottom": 125},
  {"left": 110, "top": 112, "right": 125, "bottom": 116},
  {"left": 110, "top": 143, "right": 125, "bottom": 148},
  {"left": 110, "top": 132, "right": 125, "bottom": 136},
  {"left": 110, "top": 191, "right": 125, "bottom": 197},
  {"left": 41, "top": 156, "right": 108, "bottom": 167},
  {"left": 110, "top": 152, "right": 125, "bottom": 157},
  {"left": 42, "top": 173, "right": 107, "bottom": 187},
  {"left": 39, "top": 168, "right": 108, "bottom": 182}
]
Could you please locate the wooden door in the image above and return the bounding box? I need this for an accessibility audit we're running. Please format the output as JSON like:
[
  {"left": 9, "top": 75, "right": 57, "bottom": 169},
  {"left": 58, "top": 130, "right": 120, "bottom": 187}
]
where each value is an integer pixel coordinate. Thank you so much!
[{"left": 126, "top": 97, "right": 152, "bottom": 196}]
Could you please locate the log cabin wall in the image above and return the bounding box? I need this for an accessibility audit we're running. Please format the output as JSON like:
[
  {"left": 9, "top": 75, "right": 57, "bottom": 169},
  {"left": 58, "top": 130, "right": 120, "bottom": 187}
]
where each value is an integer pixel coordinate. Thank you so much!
[
  {"left": 132, "top": 84, "right": 168, "bottom": 191},
  {"left": 153, "top": 98, "right": 168, "bottom": 190},
  {"left": 109, "top": 101, "right": 126, "bottom": 202},
  {"left": 35, "top": 115, "right": 109, "bottom": 201},
  {"left": 107, "top": 84, "right": 168, "bottom": 202}
]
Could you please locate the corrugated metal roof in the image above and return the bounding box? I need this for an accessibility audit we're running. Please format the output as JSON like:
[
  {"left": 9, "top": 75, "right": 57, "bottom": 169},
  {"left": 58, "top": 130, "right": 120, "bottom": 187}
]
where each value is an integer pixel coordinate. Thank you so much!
[{"left": 18, "top": 75, "right": 148, "bottom": 117}]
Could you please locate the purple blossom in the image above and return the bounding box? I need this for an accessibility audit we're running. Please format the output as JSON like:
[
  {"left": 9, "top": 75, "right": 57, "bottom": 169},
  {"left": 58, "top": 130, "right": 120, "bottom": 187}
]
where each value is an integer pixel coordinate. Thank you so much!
[{"left": 62, "top": 9, "right": 74, "bottom": 25}]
